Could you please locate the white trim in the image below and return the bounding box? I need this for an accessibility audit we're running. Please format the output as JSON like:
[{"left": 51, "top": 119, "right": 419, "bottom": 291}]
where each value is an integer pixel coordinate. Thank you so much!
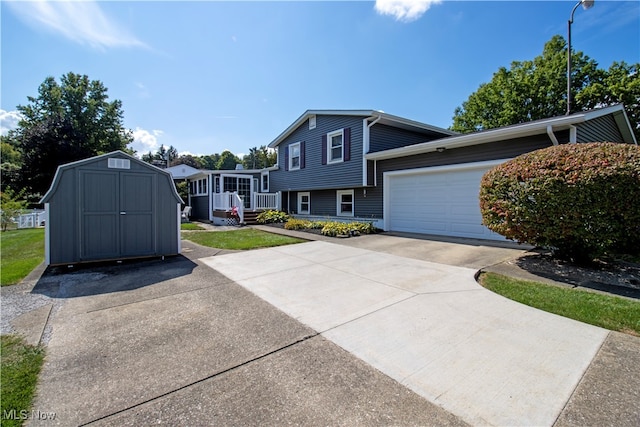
[
  {"left": 336, "top": 189, "right": 355, "bottom": 217},
  {"left": 289, "top": 142, "right": 301, "bottom": 171},
  {"left": 44, "top": 203, "right": 50, "bottom": 265},
  {"left": 261, "top": 171, "right": 269, "bottom": 192},
  {"left": 327, "top": 129, "right": 344, "bottom": 164},
  {"left": 569, "top": 125, "right": 577, "bottom": 143},
  {"left": 268, "top": 109, "right": 455, "bottom": 148},
  {"left": 298, "top": 192, "right": 310, "bottom": 214},
  {"left": 366, "top": 104, "right": 632, "bottom": 161},
  {"left": 382, "top": 159, "right": 511, "bottom": 232},
  {"left": 177, "top": 203, "right": 182, "bottom": 254},
  {"left": 309, "top": 115, "right": 316, "bottom": 130}
]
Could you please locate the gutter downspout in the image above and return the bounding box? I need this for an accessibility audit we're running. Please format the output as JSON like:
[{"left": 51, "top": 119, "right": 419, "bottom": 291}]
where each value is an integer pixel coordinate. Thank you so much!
[
  {"left": 569, "top": 125, "right": 577, "bottom": 143},
  {"left": 546, "top": 125, "right": 560, "bottom": 146},
  {"left": 363, "top": 115, "right": 382, "bottom": 186}
]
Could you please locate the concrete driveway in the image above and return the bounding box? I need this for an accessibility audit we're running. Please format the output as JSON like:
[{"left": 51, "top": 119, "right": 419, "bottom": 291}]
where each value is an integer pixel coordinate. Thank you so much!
[
  {"left": 21, "top": 232, "right": 639, "bottom": 426},
  {"left": 202, "top": 240, "right": 609, "bottom": 427},
  {"left": 26, "top": 242, "right": 465, "bottom": 426}
]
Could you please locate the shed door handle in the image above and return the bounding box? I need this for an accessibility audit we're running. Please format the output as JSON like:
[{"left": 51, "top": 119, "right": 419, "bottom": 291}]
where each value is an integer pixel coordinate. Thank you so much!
[{"left": 120, "top": 212, "right": 126, "bottom": 215}]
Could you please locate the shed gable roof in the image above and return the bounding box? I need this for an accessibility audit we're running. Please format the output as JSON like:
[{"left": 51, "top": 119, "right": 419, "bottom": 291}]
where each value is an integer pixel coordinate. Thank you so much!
[{"left": 40, "top": 150, "right": 183, "bottom": 204}]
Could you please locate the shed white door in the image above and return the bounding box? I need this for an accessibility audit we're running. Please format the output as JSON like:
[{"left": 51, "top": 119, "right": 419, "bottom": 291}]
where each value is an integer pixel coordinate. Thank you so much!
[{"left": 385, "top": 163, "right": 505, "bottom": 240}]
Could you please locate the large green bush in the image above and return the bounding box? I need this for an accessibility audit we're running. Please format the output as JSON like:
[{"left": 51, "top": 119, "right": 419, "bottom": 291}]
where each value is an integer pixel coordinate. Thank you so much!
[
  {"left": 256, "top": 210, "right": 290, "bottom": 224},
  {"left": 480, "top": 142, "right": 640, "bottom": 263}
]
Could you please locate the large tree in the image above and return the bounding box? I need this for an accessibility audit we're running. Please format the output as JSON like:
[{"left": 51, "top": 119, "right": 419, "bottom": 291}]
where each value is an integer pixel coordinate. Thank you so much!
[
  {"left": 451, "top": 35, "right": 639, "bottom": 140},
  {"left": 9, "top": 72, "right": 133, "bottom": 197}
]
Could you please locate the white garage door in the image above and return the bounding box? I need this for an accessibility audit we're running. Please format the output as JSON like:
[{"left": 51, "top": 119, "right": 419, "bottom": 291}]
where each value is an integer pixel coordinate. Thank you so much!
[{"left": 385, "top": 162, "right": 505, "bottom": 241}]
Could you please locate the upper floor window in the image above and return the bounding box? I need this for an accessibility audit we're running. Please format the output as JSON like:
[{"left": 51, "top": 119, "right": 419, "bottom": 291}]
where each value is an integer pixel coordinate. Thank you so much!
[
  {"left": 322, "top": 128, "right": 350, "bottom": 165},
  {"left": 289, "top": 142, "right": 301, "bottom": 170},
  {"left": 285, "top": 141, "right": 305, "bottom": 171},
  {"left": 328, "top": 130, "right": 343, "bottom": 163},
  {"left": 309, "top": 115, "right": 316, "bottom": 130}
]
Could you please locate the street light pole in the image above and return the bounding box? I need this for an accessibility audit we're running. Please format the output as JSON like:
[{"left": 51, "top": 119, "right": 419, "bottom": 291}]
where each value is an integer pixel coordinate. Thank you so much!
[{"left": 567, "top": 0, "right": 594, "bottom": 115}]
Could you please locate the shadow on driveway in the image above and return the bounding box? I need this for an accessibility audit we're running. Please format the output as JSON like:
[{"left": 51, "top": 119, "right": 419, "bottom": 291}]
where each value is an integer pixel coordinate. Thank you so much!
[{"left": 31, "top": 255, "right": 198, "bottom": 299}]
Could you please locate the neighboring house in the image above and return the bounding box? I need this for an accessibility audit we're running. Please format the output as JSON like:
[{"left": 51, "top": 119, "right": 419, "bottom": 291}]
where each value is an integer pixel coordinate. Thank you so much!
[
  {"left": 267, "top": 105, "right": 636, "bottom": 241},
  {"left": 165, "top": 164, "right": 201, "bottom": 182}
]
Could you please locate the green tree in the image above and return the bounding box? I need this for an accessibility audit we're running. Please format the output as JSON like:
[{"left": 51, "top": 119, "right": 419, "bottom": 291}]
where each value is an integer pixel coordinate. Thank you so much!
[
  {"left": 173, "top": 154, "right": 203, "bottom": 169},
  {"left": 1, "top": 136, "right": 22, "bottom": 192},
  {"left": 216, "top": 150, "right": 241, "bottom": 170},
  {"left": 199, "top": 154, "right": 220, "bottom": 170},
  {"left": 11, "top": 72, "right": 133, "bottom": 197},
  {"left": 0, "top": 188, "right": 28, "bottom": 231},
  {"left": 451, "top": 36, "right": 639, "bottom": 140}
]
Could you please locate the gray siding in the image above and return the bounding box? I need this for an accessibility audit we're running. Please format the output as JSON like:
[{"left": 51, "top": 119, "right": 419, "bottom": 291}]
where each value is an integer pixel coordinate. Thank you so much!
[
  {"left": 369, "top": 124, "right": 442, "bottom": 153},
  {"left": 43, "top": 152, "right": 180, "bottom": 265},
  {"left": 362, "top": 134, "right": 559, "bottom": 218},
  {"left": 270, "top": 115, "right": 367, "bottom": 192},
  {"left": 576, "top": 115, "right": 624, "bottom": 143},
  {"left": 287, "top": 189, "right": 375, "bottom": 218}
]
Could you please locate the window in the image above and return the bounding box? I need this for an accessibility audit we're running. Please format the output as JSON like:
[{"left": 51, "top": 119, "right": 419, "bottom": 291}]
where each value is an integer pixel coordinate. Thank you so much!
[
  {"left": 327, "top": 130, "right": 343, "bottom": 163},
  {"left": 261, "top": 171, "right": 269, "bottom": 192},
  {"left": 336, "top": 190, "right": 354, "bottom": 217},
  {"left": 289, "top": 142, "right": 301, "bottom": 170},
  {"left": 298, "top": 192, "right": 310, "bottom": 214},
  {"left": 309, "top": 115, "right": 316, "bottom": 130},
  {"left": 190, "top": 178, "right": 208, "bottom": 196}
]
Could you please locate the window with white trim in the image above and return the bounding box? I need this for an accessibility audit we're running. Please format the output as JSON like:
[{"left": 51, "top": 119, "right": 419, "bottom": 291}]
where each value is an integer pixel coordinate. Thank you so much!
[
  {"left": 261, "top": 171, "right": 269, "bottom": 192},
  {"left": 327, "top": 129, "right": 343, "bottom": 163},
  {"left": 336, "top": 190, "right": 354, "bottom": 217},
  {"left": 190, "top": 177, "right": 208, "bottom": 195},
  {"left": 309, "top": 115, "right": 316, "bottom": 130},
  {"left": 289, "top": 142, "right": 301, "bottom": 170},
  {"left": 298, "top": 192, "right": 310, "bottom": 214}
]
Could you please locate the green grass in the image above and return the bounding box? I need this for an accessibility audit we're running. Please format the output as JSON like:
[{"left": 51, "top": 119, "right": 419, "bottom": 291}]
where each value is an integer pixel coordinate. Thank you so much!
[
  {"left": 480, "top": 272, "right": 640, "bottom": 336},
  {"left": 181, "top": 228, "right": 306, "bottom": 250},
  {"left": 1, "top": 336, "right": 45, "bottom": 427},
  {"left": 1, "top": 229, "right": 45, "bottom": 286},
  {"left": 180, "top": 223, "right": 205, "bottom": 230}
]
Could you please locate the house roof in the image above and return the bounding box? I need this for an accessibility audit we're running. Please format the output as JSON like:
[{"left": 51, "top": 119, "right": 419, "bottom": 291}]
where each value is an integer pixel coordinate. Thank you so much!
[
  {"left": 268, "top": 109, "right": 457, "bottom": 148},
  {"left": 165, "top": 164, "right": 201, "bottom": 179},
  {"left": 365, "top": 104, "right": 637, "bottom": 161},
  {"left": 40, "top": 150, "right": 183, "bottom": 204}
]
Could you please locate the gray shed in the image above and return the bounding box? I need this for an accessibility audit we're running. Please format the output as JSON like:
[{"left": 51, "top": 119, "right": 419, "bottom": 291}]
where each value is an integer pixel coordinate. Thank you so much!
[{"left": 40, "top": 151, "right": 183, "bottom": 266}]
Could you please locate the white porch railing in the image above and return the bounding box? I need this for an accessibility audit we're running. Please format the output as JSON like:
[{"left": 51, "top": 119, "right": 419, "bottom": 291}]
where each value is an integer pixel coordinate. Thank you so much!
[
  {"left": 253, "top": 193, "right": 279, "bottom": 210},
  {"left": 212, "top": 192, "right": 244, "bottom": 224}
]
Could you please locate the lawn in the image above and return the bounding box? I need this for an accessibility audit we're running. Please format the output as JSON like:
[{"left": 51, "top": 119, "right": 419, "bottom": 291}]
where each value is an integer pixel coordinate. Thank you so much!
[
  {"left": 1, "top": 229, "right": 45, "bottom": 286},
  {"left": 181, "top": 228, "right": 306, "bottom": 250},
  {"left": 180, "top": 223, "right": 205, "bottom": 230},
  {"left": 1, "top": 336, "right": 45, "bottom": 427},
  {"left": 479, "top": 272, "right": 640, "bottom": 336}
]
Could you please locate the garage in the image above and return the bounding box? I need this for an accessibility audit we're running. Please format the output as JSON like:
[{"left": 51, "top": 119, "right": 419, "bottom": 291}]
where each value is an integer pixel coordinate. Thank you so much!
[
  {"left": 41, "top": 151, "right": 183, "bottom": 265},
  {"left": 383, "top": 160, "right": 506, "bottom": 241}
]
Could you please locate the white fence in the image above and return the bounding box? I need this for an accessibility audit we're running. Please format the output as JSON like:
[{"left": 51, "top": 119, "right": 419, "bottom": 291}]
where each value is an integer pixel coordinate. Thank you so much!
[
  {"left": 17, "top": 210, "right": 46, "bottom": 229},
  {"left": 253, "top": 193, "right": 280, "bottom": 210}
]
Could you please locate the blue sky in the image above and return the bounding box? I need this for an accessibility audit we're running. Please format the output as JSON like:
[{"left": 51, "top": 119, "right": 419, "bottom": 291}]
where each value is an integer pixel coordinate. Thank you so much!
[{"left": 2, "top": 1, "right": 639, "bottom": 157}]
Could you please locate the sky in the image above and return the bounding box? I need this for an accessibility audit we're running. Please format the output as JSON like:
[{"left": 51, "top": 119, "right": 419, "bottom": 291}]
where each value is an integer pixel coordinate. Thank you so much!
[{"left": 1, "top": 0, "right": 639, "bottom": 158}]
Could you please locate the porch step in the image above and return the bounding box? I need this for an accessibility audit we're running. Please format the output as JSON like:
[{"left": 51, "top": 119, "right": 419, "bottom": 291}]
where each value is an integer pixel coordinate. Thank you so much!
[{"left": 243, "top": 211, "right": 260, "bottom": 225}]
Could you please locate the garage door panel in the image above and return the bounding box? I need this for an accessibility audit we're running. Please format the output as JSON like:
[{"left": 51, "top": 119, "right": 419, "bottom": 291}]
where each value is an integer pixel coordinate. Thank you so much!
[{"left": 387, "top": 164, "right": 505, "bottom": 241}]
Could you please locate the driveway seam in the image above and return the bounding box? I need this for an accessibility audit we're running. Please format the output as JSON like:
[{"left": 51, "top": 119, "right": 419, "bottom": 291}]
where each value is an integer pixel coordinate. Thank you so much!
[
  {"left": 79, "top": 332, "right": 320, "bottom": 426},
  {"left": 82, "top": 281, "right": 234, "bottom": 314}
]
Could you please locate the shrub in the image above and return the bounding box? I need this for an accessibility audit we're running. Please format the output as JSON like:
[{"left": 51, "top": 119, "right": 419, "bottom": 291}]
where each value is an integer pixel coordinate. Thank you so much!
[
  {"left": 480, "top": 142, "right": 640, "bottom": 263},
  {"left": 256, "top": 210, "right": 290, "bottom": 224},
  {"left": 284, "top": 219, "right": 312, "bottom": 230},
  {"left": 320, "top": 221, "right": 377, "bottom": 237}
]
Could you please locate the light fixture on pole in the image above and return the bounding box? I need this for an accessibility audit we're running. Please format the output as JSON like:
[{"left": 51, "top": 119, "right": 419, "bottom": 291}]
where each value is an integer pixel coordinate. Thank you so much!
[{"left": 567, "top": 0, "right": 594, "bottom": 115}]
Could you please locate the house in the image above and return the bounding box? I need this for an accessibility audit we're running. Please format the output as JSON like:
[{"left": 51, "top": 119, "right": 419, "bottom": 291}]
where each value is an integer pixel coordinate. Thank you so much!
[
  {"left": 267, "top": 104, "right": 636, "bottom": 241},
  {"left": 180, "top": 166, "right": 279, "bottom": 225},
  {"left": 40, "top": 151, "right": 183, "bottom": 265}
]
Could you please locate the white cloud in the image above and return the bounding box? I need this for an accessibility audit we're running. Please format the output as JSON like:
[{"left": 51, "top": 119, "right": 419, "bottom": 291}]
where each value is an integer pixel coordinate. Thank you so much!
[
  {"left": 0, "top": 110, "right": 23, "bottom": 136},
  {"left": 374, "top": 0, "right": 441, "bottom": 23},
  {"left": 132, "top": 128, "right": 164, "bottom": 154},
  {"left": 6, "top": 0, "right": 147, "bottom": 50}
]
